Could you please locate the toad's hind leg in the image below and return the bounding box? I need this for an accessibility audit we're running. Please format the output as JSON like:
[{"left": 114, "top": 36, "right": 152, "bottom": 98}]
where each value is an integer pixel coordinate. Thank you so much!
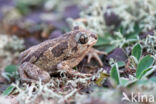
[{"left": 18, "top": 62, "right": 50, "bottom": 83}]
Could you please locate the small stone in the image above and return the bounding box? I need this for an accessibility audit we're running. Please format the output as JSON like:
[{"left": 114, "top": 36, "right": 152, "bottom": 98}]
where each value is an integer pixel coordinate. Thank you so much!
[
  {"left": 104, "top": 7, "right": 121, "bottom": 27},
  {"left": 106, "top": 48, "right": 128, "bottom": 62}
]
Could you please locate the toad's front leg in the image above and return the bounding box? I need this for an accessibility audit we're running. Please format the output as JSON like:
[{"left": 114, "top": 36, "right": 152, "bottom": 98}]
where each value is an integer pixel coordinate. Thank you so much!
[
  {"left": 87, "top": 48, "right": 107, "bottom": 66},
  {"left": 18, "top": 62, "right": 50, "bottom": 83},
  {"left": 57, "top": 62, "right": 91, "bottom": 78}
]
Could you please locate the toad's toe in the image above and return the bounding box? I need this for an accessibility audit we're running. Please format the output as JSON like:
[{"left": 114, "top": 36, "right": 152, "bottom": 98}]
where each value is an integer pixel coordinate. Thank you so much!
[{"left": 87, "top": 48, "right": 107, "bottom": 66}]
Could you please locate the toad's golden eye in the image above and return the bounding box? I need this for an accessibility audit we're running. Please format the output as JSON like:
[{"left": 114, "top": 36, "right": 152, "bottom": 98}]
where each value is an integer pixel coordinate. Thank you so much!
[{"left": 79, "top": 33, "right": 88, "bottom": 44}]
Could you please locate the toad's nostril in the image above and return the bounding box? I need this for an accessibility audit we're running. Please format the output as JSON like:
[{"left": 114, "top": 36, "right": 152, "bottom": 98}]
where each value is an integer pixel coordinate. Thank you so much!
[{"left": 91, "top": 34, "right": 97, "bottom": 40}]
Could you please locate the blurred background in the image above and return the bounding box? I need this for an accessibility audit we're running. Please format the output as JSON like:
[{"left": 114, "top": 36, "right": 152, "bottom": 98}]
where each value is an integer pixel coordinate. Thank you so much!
[
  {"left": 0, "top": 0, "right": 156, "bottom": 104},
  {"left": 0, "top": 0, "right": 82, "bottom": 69}
]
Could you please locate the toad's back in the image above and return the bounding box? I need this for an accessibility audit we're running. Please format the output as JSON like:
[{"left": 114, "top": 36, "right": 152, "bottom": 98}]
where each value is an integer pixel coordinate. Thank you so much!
[{"left": 18, "top": 35, "right": 70, "bottom": 72}]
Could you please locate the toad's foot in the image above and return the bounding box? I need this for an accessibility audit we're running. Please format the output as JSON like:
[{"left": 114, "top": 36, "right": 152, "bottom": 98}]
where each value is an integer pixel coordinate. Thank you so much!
[
  {"left": 18, "top": 62, "right": 50, "bottom": 83},
  {"left": 57, "top": 63, "right": 91, "bottom": 78},
  {"left": 87, "top": 48, "right": 107, "bottom": 66}
]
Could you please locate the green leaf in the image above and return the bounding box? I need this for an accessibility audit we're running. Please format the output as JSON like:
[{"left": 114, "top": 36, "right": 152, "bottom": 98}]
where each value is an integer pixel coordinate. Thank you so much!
[
  {"left": 150, "top": 77, "right": 156, "bottom": 83},
  {"left": 103, "top": 45, "right": 116, "bottom": 53},
  {"left": 117, "top": 61, "right": 125, "bottom": 68},
  {"left": 136, "top": 55, "right": 154, "bottom": 79},
  {"left": 136, "top": 80, "right": 148, "bottom": 84},
  {"left": 16, "top": 2, "right": 30, "bottom": 15},
  {"left": 138, "top": 67, "right": 156, "bottom": 79},
  {"left": 136, "top": 77, "right": 156, "bottom": 84},
  {"left": 95, "top": 45, "right": 116, "bottom": 53},
  {"left": 132, "top": 43, "right": 142, "bottom": 61},
  {"left": 4, "top": 65, "right": 18, "bottom": 81},
  {"left": 138, "top": 67, "right": 152, "bottom": 79},
  {"left": 2, "top": 85, "right": 15, "bottom": 96},
  {"left": 120, "top": 78, "right": 129, "bottom": 86},
  {"left": 126, "top": 34, "right": 139, "bottom": 40},
  {"left": 110, "top": 64, "right": 120, "bottom": 85},
  {"left": 94, "top": 33, "right": 117, "bottom": 53},
  {"left": 5, "top": 65, "right": 17, "bottom": 74},
  {"left": 120, "top": 78, "right": 137, "bottom": 87},
  {"left": 95, "top": 33, "right": 113, "bottom": 46}
]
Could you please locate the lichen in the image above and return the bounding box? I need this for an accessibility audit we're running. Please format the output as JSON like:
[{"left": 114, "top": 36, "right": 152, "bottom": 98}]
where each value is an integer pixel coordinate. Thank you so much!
[
  {"left": 68, "top": 0, "right": 156, "bottom": 34},
  {"left": 141, "top": 31, "right": 156, "bottom": 55},
  {"left": 0, "top": 34, "right": 24, "bottom": 68},
  {"left": 12, "top": 73, "right": 92, "bottom": 104}
]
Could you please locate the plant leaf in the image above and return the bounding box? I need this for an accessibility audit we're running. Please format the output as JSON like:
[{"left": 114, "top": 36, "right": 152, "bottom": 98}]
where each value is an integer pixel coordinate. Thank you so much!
[
  {"left": 132, "top": 43, "right": 142, "bottom": 61},
  {"left": 120, "top": 78, "right": 129, "bottom": 87},
  {"left": 138, "top": 67, "right": 155, "bottom": 79},
  {"left": 2, "top": 85, "right": 15, "bottom": 96},
  {"left": 120, "top": 78, "right": 137, "bottom": 87},
  {"left": 150, "top": 77, "right": 156, "bottom": 83},
  {"left": 95, "top": 33, "right": 113, "bottom": 46},
  {"left": 136, "top": 55, "right": 154, "bottom": 79},
  {"left": 117, "top": 61, "right": 125, "bottom": 68},
  {"left": 95, "top": 72, "right": 110, "bottom": 86},
  {"left": 5, "top": 65, "right": 17, "bottom": 74},
  {"left": 110, "top": 64, "right": 120, "bottom": 85}
]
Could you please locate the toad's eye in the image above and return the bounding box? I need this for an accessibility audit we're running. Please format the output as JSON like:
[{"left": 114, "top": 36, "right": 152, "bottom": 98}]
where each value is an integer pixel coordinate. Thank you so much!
[{"left": 79, "top": 33, "right": 88, "bottom": 44}]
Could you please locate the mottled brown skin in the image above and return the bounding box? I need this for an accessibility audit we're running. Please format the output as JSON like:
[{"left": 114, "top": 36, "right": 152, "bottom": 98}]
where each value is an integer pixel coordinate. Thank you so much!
[{"left": 18, "top": 26, "right": 97, "bottom": 83}]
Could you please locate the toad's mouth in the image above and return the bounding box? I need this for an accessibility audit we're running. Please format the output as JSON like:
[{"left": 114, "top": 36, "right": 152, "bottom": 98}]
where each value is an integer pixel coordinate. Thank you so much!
[{"left": 89, "top": 33, "right": 97, "bottom": 45}]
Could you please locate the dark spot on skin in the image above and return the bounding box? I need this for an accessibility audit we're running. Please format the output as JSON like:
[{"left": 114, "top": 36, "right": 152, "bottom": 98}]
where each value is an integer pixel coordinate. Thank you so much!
[
  {"left": 91, "top": 34, "right": 97, "bottom": 40},
  {"left": 21, "top": 44, "right": 52, "bottom": 63},
  {"left": 52, "top": 41, "right": 68, "bottom": 57},
  {"left": 72, "top": 46, "right": 78, "bottom": 52},
  {"left": 63, "top": 56, "right": 71, "bottom": 60}
]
